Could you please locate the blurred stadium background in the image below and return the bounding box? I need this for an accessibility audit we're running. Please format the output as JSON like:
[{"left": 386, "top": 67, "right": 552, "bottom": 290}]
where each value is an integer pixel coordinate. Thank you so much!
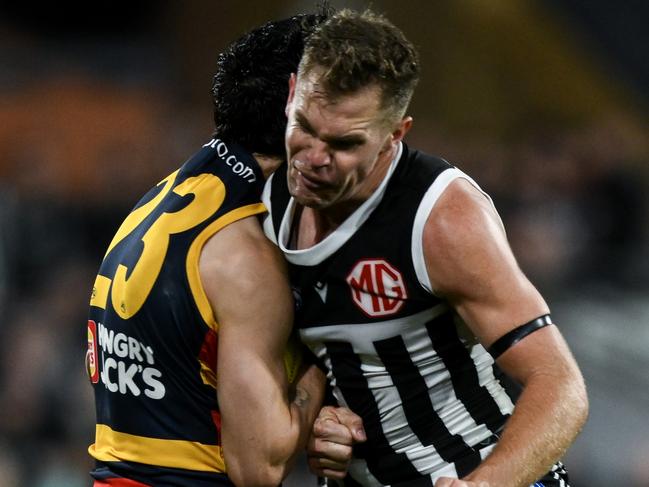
[{"left": 0, "top": 1, "right": 647, "bottom": 486}]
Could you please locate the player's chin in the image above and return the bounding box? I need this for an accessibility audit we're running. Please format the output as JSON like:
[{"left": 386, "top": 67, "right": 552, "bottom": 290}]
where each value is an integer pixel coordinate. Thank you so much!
[{"left": 289, "top": 185, "right": 329, "bottom": 209}]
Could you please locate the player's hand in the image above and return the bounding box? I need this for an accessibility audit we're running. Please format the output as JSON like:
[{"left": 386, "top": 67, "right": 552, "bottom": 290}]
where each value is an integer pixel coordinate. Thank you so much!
[
  {"left": 435, "top": 478, "right": 490, "bottom": 487},
  {"left": 307, "top": 406, "right": 366, "bottom": 479}
]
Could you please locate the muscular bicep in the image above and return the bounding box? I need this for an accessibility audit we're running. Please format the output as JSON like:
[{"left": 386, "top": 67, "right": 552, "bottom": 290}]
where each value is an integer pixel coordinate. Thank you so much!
[
  {"left": 423, "top": 178, "right": 549, "bottom": 352},
  {"left": 200, "top": 216, "right": 293, "bottom": 368},
  {"left": 199, "top": 217, "right": 296, "bottom": 465}
]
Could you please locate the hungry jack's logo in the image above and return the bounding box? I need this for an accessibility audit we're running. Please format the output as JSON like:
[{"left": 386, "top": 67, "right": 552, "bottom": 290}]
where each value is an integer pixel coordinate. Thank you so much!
[{"left": 86, "top": 320, "right": 99, "bottom": 383}]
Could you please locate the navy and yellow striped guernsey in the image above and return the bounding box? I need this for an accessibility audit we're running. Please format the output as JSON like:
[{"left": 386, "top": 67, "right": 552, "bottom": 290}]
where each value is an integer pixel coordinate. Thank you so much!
[{"left": 86, "top": 138, "right": 265, "bottom": 486}]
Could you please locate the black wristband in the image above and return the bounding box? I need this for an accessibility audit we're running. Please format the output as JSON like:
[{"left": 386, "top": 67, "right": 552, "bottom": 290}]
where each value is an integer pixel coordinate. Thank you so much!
[{"left": 488, "top": 314, "right": 553, "bottom": 359}]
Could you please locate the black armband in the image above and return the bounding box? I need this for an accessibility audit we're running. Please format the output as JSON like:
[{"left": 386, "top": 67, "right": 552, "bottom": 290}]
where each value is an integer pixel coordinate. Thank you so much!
[{"left": 487, "top": 314, "right": 554, "bottom": 359}]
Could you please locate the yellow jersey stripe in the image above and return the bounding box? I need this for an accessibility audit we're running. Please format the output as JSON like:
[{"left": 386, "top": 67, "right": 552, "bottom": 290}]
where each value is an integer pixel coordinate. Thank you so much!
[
  {"left": 90, "top": 275, "right": 112, "bottom": 310},
  {"left": 185, "top": 202, "right": 266, "bottom": 330},
  {"left": 89, "top": 424, "right": 226, "bottom": 472}
]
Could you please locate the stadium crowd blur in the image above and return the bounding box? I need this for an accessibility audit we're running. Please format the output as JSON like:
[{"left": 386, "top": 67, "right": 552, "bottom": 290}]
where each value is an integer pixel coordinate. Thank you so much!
[{"left": 0, "top": 1, "right": 647, "bottom": 486}]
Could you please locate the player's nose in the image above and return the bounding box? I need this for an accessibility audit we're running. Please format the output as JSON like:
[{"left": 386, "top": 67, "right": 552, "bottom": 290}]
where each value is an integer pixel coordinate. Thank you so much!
[{"left": 303, "top": 139, "right": 331, "bottom": 169}]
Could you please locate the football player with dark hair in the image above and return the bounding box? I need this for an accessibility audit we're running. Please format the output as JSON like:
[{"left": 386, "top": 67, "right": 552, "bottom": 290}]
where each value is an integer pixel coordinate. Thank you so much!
[{"left": 85, "top": 11, "right": 351, "bottom": 487}]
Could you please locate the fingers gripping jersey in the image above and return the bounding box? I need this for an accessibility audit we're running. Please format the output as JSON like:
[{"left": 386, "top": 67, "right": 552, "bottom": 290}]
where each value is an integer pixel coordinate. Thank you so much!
[
  {"left": 264, "top": 144, "right": 516, "bottom": 486},
  {"left": 86, "top": 138, "right": 264, "bottom": 486}
]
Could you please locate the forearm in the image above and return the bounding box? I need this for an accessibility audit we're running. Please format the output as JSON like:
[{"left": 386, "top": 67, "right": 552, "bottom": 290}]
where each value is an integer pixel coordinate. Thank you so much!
[
  {"left": 464, "top": 371, "right": 588, "bottom": 487},
  {"left": 221, "top": 363, "right": 324, "bottom": 486},
  {"left": 282, "top": 365, "right": 327, "bottom": 471}
]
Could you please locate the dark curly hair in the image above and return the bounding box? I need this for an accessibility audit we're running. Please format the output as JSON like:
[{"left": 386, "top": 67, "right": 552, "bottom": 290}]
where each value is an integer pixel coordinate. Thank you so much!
[
  {"left": 299, "top": 9, "right": 420, "bottom": 121},
  {"left": 212, "top": 10, "right": 330, "bottom": 157}
]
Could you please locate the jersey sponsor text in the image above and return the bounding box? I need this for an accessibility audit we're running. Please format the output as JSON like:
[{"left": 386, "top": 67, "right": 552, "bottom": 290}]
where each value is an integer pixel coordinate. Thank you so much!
[
  {"left": 203, "top": 138, "right": 257, "bottom": 183},
  {"left": 96, "top": 322, "right": 165, "bottom": 399}
]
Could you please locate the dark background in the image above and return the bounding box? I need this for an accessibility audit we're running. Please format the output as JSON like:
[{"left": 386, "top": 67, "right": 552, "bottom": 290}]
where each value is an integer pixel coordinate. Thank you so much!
[{"left": 0, "top": 1, "right": 647, "bottom": 486}]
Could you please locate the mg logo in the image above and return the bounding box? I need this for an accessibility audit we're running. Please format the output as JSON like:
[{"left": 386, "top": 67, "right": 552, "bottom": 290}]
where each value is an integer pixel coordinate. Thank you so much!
[{"left": 347, "top": 259, "right": 407, "bottom": 317}]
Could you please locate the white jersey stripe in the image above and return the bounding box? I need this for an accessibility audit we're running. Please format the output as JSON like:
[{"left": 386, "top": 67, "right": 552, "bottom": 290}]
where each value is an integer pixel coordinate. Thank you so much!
[
  {"left": 470, "top": 343, "right": 515, "bottom": 417},
  {"left": 300, "top": 305, "right": 449, "bottom": 350},
  {"left": 365, "top": 358, "right": 426, "bottom": 454},
  {"left": 401, "top": 322, "right": 504, "bottom": 452}
]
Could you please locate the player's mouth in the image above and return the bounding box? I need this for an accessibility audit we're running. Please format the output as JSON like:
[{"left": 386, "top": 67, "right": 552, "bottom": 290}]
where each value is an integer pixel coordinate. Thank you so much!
[
  {"left": 291, "top": 163, "right": 330, "bottom": 191},
  {"left": 296, "top": 170, "right": 325, "bottom": 190}
]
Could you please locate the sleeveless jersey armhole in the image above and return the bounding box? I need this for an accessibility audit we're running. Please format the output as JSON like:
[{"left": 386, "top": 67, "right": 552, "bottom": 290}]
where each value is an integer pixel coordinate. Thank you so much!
[
  {"left": 411, "top": 167, "right": 505, "bottom": 295},
  {"left": 187, "top": 202, "right": 266, "bottom": 330}
]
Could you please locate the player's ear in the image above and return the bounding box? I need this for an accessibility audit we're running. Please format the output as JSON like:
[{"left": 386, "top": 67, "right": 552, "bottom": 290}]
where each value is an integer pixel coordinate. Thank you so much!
[
  {"left": 391, "top": 116, "right": 413, "bottom": 144},
  {"left": 380, "top": 116, "right": 413, "bottom": 154},
  {"left": 286, "top": 73, "right": 297, "bottom": 116}
]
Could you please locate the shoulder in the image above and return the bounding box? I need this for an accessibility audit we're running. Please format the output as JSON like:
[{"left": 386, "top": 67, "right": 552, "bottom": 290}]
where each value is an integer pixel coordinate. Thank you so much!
[
  {"left": 200, "top": 216, "right": 285, "bottom": 292},
  {"left": 427, "top": 178, "right": 502, "bottom": 243},
  {"left": 392, "top": 144, "right": 453, "bottom": 192},
  {"left": 198, "top": 214, "right": 293, "bottom": 329},
  {"left": 423, "top": 178, "right": 508, "bottom": 296},
  {"left": 423, "top": 178, "right": 550, "bottom": 346}
]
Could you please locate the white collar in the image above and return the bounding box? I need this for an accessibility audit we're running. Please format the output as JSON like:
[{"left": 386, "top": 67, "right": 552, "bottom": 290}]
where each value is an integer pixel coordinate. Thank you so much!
[{"left": 278, "top": 142, "right": 403, "bottom": 266}]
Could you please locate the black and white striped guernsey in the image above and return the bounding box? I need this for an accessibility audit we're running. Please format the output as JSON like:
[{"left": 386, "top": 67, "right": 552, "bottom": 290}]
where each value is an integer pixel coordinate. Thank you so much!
[{"left": 263, "top": 143, "right": 516, "bottom": 486}]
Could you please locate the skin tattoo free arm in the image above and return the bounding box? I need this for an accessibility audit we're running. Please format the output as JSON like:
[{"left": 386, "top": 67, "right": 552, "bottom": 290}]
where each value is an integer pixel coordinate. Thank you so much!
[{"left": 424, "top": 179, "right": 589, "bottom": 487}]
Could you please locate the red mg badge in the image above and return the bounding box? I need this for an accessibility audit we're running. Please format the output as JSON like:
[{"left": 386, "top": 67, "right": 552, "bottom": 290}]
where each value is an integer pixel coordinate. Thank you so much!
[{"left": 347, "top": 259, "right": 407, "bottom": 317}]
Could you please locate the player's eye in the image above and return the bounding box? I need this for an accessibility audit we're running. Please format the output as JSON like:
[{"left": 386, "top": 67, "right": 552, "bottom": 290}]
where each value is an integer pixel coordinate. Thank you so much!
[{"left": 329, "top": 139, "right": 361, "bottom": 151}]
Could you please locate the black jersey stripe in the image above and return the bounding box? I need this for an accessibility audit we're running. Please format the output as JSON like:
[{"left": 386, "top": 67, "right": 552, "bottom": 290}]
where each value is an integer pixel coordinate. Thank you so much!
[
  {"left": 374, "top": 335, "right": 477, "bottom": 462},
  {"left": 393, "top": 475, "right": 434, "bottom": 487},
  {"left": 453, "top": 452, "right": 482, "bottom": 479},
  {"left": 325, "top": 341, "right": 422, "bottom": 485},
  {"left": 426, "top": 314, "right": 509, "bottom": 436},
  {"left": 269, "top": 163, "right": 290, "bottom": 236}
]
